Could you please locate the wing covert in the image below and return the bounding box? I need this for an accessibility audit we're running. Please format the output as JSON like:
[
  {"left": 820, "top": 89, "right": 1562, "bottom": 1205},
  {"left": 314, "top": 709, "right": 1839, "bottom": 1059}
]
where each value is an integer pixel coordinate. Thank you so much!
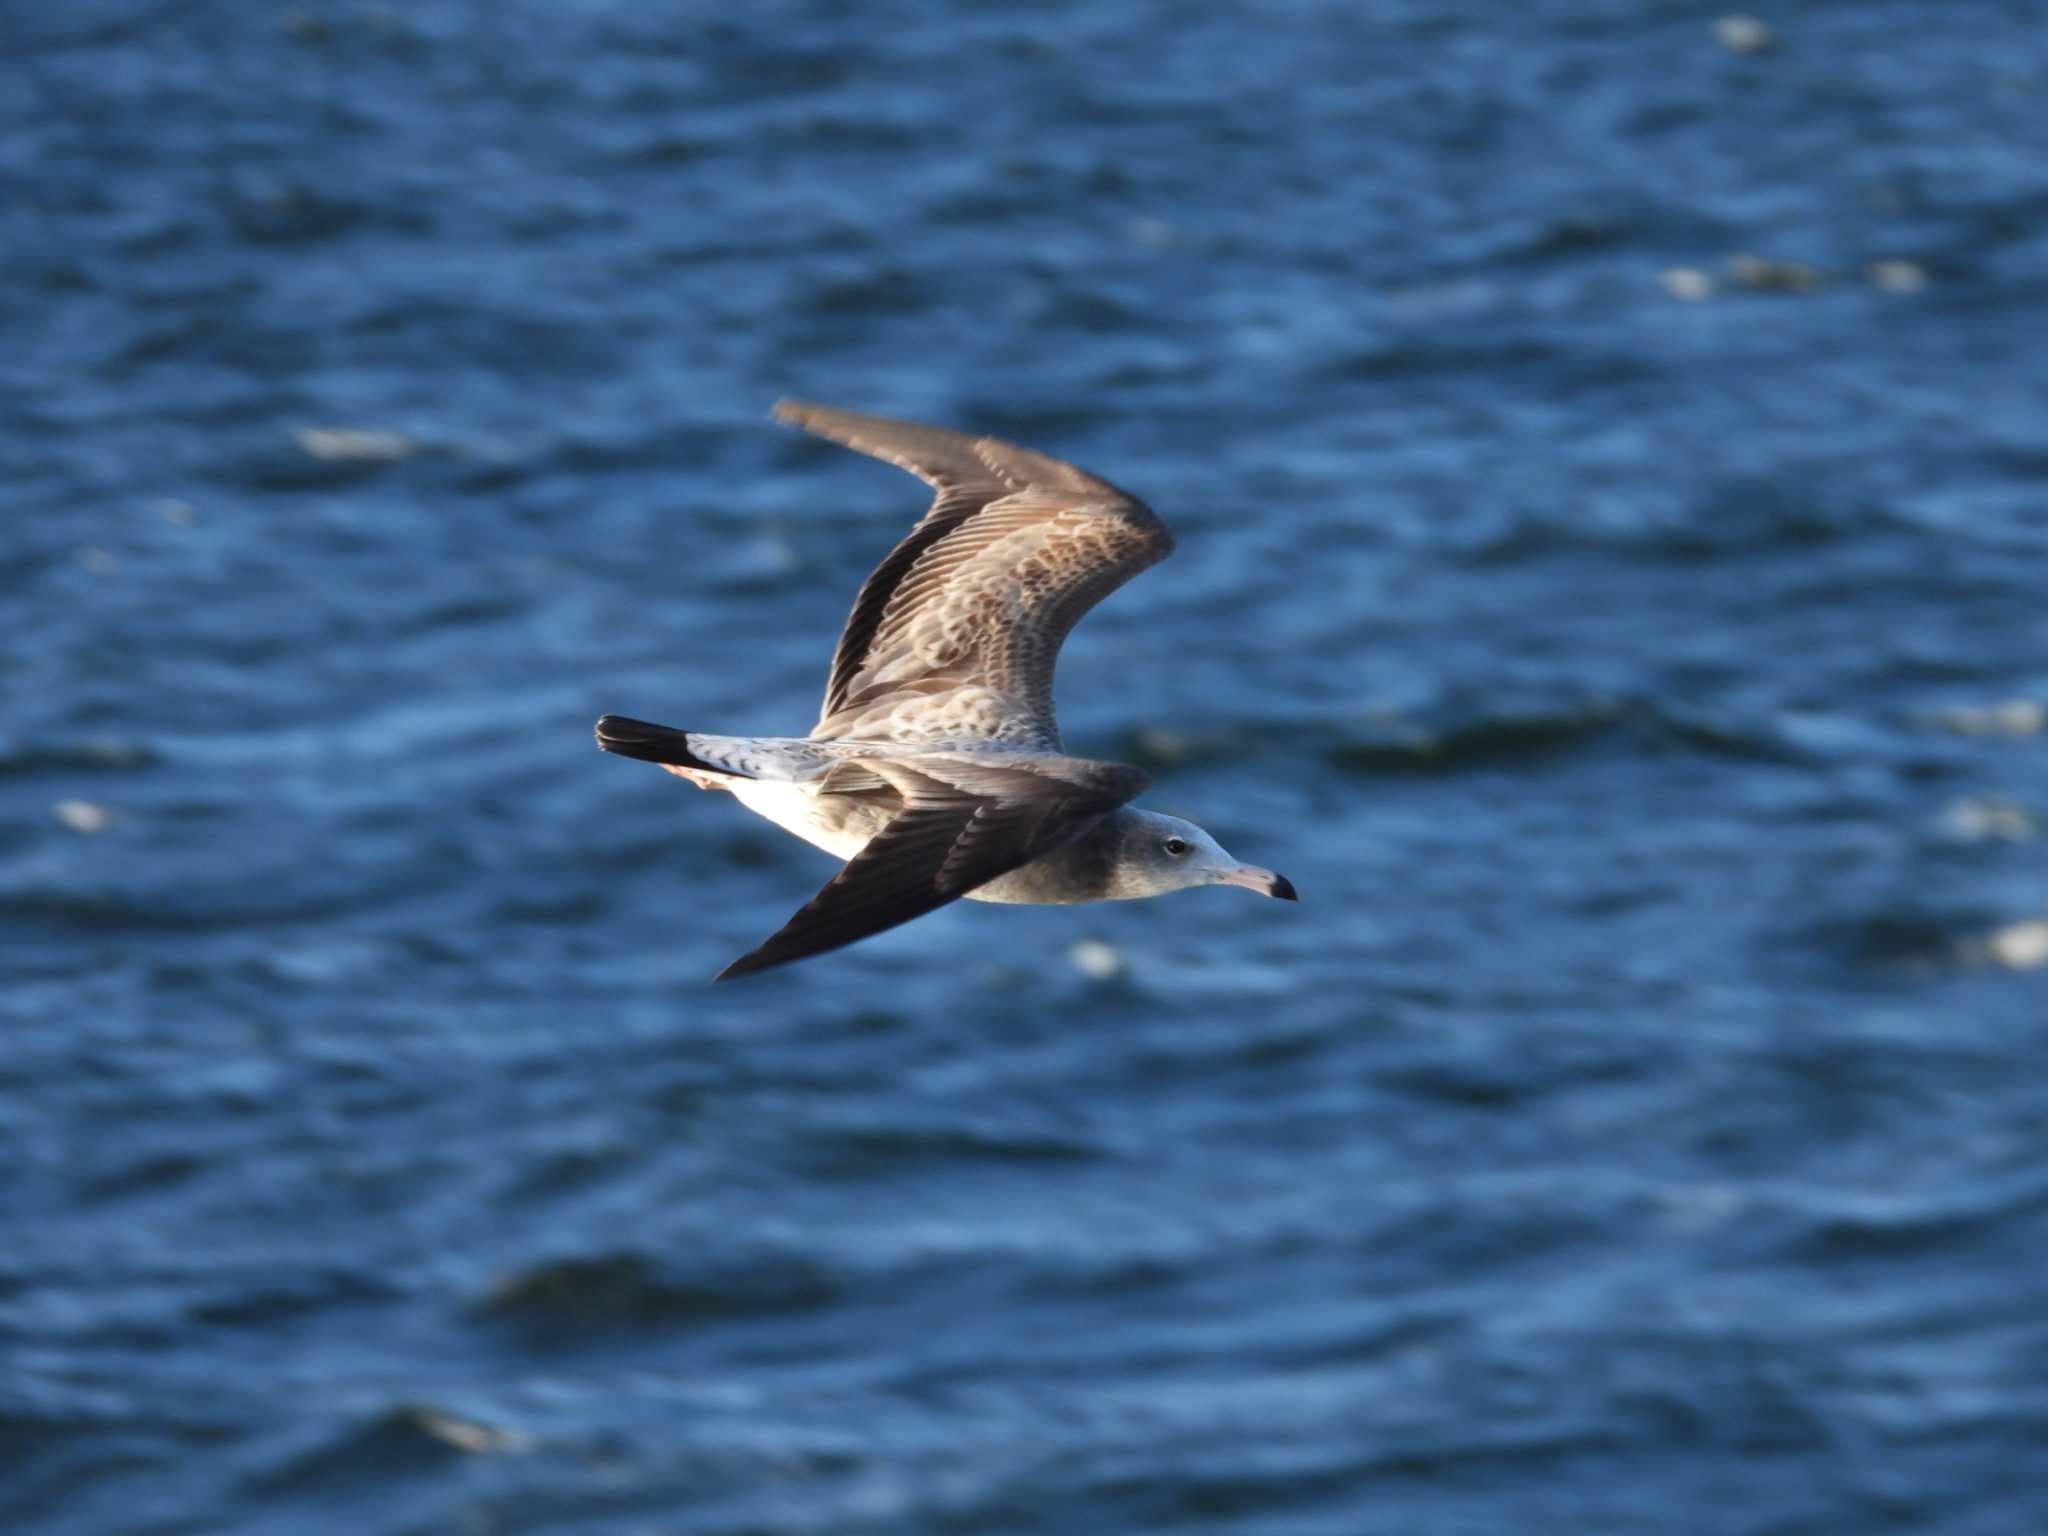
[{"left": 773, "top": 401, "right": 1175, "bottom": 749}]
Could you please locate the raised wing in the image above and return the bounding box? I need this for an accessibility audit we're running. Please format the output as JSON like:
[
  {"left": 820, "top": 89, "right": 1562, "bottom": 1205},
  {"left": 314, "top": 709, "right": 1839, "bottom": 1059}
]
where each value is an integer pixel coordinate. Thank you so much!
[
  {"left": 714, "top": 753, "right": 1148, "bottom": 980},
  {"left": 774, "top": 400, "right": 1175, "bottom": 750}
]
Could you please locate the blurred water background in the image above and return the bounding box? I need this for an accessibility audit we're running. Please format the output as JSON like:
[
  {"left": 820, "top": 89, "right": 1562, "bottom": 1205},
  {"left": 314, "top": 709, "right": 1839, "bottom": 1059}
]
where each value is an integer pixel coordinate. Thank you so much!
[{"left": 8, "top": 2, "right": 2048, "bottom": 1531}]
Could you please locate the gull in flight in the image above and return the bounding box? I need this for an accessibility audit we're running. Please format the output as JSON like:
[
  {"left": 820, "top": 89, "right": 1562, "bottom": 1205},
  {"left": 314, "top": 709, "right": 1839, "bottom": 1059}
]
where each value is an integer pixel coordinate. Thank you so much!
[{"left": 596, "top": 401, "right": 1296, "bottom": 980}]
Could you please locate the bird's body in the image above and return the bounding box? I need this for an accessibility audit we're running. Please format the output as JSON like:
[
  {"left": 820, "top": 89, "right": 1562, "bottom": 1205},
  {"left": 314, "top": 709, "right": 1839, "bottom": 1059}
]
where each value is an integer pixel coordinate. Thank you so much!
[
  {"left": 597, "top": 401, "right": 1294, "bottom": 980},
  {"left": 724, "top": 773, "right": 1142, "bottom": 904}
]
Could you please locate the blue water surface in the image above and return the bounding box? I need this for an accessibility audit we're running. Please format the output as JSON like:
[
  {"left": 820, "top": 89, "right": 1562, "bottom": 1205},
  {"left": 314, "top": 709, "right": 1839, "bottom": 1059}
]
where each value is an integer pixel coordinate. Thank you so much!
[{"left": 7, "top": 2, "right": 2048, "bottom": 1532}]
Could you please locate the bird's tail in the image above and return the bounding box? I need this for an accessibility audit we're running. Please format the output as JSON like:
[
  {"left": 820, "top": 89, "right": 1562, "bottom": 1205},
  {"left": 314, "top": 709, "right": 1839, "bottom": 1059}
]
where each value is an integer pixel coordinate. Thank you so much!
[
  {"left": 593, "top": 715, "right": 728, "bottom": 773},
  {"left": 595, "top": 716, "right": 841, "bottom": 782}
]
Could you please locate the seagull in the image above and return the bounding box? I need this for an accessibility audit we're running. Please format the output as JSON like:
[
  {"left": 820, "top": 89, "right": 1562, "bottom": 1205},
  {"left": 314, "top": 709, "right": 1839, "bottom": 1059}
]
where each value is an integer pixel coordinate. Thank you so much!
[{"left": 596, "top": 401, "right": 1296, "bottom": 981}]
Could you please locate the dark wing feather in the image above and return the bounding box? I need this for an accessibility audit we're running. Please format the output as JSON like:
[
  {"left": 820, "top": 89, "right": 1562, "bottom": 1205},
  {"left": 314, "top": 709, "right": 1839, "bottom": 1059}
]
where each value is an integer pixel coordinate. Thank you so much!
[
  {"left": 713, "top": 756, "right": 1147, "bottom": 981},
  {"left": 773, "top": 400, "right": 1174, "bottom": 748},
  {"left": 816, "top": 484, "right": 994, "bottom": 720},
  {"left": 775, "top": 401, "right": 1015, "bottom": 721}
]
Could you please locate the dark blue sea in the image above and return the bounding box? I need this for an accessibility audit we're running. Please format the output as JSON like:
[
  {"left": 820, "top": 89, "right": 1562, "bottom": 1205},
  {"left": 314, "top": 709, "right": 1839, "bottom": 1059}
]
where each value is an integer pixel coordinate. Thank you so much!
[{"left": 9, "top": 2, "right": 2048, "bottom": 1531}]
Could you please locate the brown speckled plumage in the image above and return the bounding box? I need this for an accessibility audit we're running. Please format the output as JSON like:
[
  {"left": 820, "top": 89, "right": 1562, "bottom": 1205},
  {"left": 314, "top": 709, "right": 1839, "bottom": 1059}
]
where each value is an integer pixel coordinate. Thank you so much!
[
  {"left": 593, "top": 402, "right": 1293, "bottom": 980},
  {"left": 781, "top": 400, "right": 1174, "bottom": 750}
]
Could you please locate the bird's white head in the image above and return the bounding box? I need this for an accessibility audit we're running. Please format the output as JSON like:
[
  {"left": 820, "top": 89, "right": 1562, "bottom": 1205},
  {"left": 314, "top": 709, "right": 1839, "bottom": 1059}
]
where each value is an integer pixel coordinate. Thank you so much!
[{"left": 1114, "top": 809, "right": 1297, "bottom": 902}]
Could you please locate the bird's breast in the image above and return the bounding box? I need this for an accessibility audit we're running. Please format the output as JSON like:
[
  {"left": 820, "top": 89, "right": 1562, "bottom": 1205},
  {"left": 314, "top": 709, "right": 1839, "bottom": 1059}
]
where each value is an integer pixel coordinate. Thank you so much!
[{"left": 965, "top": 820, "right": 1124, "bottom": 906}]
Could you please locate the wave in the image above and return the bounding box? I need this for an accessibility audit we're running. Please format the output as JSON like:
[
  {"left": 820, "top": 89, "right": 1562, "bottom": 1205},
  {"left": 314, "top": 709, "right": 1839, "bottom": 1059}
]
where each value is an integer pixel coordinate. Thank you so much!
[
  {"left": 245, "top": 1403, "right": 525, "bottom": 1497},
  {"left": 0, "top": 737, "right": 160, "bottom": 779},
  {"left": 1325, "top": 699, "right": 1808, "bottom": 777},
  {"left": 472, "top": 1249, "right": 840, "bottom": 1335},
  {"left": 791, "top": 1116, "right": 1113, "bottom": 1181}
]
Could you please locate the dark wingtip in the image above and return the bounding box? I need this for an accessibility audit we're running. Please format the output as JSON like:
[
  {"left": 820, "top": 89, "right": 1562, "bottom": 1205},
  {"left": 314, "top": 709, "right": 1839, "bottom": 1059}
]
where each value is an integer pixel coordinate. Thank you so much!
[
  {"left": 1271, "top": 873, "right": 1298, "bottom": 902},
  {"left": 713, "top": 949, "right": 775, "bottom": 983}
]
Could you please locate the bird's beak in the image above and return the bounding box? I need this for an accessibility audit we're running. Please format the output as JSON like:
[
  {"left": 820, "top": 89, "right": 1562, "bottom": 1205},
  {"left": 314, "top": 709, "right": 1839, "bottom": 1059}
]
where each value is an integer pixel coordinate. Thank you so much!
[{"left": 1218, "top": 864, "right": 1297, "bottom": 901}]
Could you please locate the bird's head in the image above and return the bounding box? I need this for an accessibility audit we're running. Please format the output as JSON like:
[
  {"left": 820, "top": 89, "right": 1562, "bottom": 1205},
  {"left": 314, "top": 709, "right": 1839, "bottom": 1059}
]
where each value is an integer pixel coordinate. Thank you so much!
[{"left": 1116, "top": 810, "right": 1297, "bottom": 902}]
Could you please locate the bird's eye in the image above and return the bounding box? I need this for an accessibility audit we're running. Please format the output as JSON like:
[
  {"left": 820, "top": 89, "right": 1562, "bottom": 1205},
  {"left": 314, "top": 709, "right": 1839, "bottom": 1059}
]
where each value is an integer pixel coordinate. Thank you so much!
[{"left": 1163, "top": 837, "right": 1191, "bottom": 857}]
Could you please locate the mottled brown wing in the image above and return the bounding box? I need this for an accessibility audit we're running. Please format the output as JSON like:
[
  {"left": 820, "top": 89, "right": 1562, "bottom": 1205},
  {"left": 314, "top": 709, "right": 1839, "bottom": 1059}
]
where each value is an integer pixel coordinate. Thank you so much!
[
  {"left": 773, "top": 400, "right": 1175, "bottom": 750},
  {"left": 713, "top": 754, "right": 1148, "bottom": 981}
]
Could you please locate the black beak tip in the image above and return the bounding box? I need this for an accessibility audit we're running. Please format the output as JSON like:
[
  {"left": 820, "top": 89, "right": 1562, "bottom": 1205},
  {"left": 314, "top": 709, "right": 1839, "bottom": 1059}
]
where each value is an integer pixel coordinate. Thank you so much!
[{"left": 1270, "top": 873, "right": 1298, "bottom": 902}]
